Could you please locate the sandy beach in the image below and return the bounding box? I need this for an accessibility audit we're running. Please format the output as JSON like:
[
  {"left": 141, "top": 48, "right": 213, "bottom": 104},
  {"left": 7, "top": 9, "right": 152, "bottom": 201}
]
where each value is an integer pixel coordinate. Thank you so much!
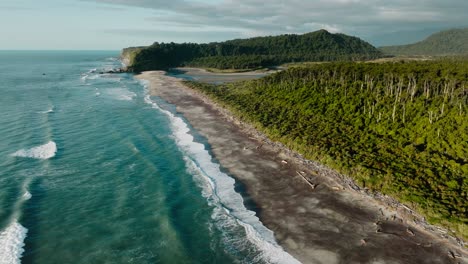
[{"left": 137, "top": 71, "right": 467, "bottom": 264}]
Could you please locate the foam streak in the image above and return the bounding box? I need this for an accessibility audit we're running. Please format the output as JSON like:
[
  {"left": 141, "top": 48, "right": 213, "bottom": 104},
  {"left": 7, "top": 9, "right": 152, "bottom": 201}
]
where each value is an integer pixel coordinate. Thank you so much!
[{"left": 0, "top": 221, "right": 28, "bottom": 264}]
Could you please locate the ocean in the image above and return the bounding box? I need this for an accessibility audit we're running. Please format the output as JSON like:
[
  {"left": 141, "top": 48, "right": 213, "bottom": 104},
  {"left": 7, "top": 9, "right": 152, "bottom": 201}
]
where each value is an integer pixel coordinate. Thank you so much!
[{"left": 0, "top": 51, "right": 298, "bottom": 264}]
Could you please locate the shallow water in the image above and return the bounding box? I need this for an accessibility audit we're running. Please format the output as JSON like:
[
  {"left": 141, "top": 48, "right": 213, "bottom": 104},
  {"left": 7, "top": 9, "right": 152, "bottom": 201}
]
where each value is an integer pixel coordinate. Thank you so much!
[{"left": 0, "top": 51, "right": 298, "bottom": 264}]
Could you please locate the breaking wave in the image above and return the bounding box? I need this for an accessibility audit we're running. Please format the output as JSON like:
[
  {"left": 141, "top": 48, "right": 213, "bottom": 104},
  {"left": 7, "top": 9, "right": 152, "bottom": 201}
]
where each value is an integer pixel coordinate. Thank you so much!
[
  {"left": 38, "top": 107, "right": 54, "bottom": 114},
  {"left": 107, "top": 88, "right": 136, "bottom": 101},
  {"left": 0, "top": 221, "right": 28, "bottom": 264},
  {"left": 12, "top": 141, "right": 57, "bottom": 160},
  {"left": 142, "top": 85, "right": 301, "bottom": 264}
]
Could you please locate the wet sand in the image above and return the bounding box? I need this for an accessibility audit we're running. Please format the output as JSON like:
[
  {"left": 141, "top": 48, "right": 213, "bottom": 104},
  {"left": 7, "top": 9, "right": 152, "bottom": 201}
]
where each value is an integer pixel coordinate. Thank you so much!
[{"left": 137, "top": 71, "right": 467, "bottom": 264}]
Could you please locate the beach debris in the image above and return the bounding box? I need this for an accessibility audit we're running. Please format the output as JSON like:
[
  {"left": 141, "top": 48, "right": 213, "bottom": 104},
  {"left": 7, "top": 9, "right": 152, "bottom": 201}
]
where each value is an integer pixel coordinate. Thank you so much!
[
  {"left": 281, "top": 160, "right": 288, "bottom": 164},
  {"left": 360, "top": 239, "right": 367, "bottom": 245},
  {"left": 401, "top": 204, "right": 414, "bottom": 213},
  {"left": 406, "top": 228, "right": 415, "bottom": 236},
  {"left": 296, "top": 171, "right": 317, "bottom": 189},
  {"left": 379, "top": 208, "right": 384, "bottom": 216},
  {"left": 311, "top": 169, "right": 319, "bottom": 174},
  {"left": 448, "top": 250, "right": 461, "bottom": 259},
  {"left": 331, "top": 186, "right": 341, "bottom": 191}
]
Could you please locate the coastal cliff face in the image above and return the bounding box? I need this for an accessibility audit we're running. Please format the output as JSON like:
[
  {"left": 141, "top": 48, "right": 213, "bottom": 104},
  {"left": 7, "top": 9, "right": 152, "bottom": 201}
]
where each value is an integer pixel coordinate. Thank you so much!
[{"left": 120, "top": 47, "right": 144, "bottom": 71}]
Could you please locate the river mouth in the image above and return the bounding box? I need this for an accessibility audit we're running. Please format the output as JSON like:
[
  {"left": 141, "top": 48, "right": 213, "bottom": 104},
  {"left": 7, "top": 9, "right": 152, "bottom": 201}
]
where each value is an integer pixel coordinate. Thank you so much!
[{"left": 166, "top": 67, "right": 273, "bottom": 84}]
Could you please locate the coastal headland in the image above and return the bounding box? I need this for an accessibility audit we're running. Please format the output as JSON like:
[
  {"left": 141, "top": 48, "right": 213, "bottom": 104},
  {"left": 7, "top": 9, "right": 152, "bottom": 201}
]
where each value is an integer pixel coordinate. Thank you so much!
[{"left": 136, "top": 71, "right": 467, "bottom": 264}]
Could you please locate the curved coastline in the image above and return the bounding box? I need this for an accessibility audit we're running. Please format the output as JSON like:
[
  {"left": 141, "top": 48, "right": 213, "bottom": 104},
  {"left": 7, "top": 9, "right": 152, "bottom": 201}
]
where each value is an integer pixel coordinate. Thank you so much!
[{"left": 136, "top": 71, "right": 467, "bottom": 264}]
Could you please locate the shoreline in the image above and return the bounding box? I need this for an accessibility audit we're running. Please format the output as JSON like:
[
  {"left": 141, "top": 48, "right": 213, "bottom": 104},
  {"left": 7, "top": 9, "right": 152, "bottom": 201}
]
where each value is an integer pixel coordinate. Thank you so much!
[{"left": 136, "top": 71, "right": 467, "bottom": 264}]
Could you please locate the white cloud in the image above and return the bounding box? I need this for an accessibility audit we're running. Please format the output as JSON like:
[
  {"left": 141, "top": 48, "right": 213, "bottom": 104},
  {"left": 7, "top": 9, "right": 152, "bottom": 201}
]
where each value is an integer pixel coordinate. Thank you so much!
[{"left": 84, "top": 0, "right": 468, "bottom": 45}]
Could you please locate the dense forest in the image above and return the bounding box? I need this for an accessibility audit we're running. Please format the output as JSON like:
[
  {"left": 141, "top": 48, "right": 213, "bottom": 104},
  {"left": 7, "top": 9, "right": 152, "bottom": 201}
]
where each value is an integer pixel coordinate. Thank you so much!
[
  {"left": 186, "top": 61, "right": 468, "bottom": 239},
  {"left": 380, "top": 28, "right": 468, "bottom": 56},
  {"left": 122, "top": 30, "right": 383, "bottom": 72}
]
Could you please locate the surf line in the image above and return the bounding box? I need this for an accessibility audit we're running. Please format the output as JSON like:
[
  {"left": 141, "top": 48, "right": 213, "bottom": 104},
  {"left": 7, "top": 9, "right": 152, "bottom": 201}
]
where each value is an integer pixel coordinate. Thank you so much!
[
  {"left": 4, "top": 140, "right": 57, "bottom": 263},
  {"left": 0, "top": 177, "right": 33, "bottom": 264},
  {"left": 141, "top": 80, "right": 301, "bottom": 264}
]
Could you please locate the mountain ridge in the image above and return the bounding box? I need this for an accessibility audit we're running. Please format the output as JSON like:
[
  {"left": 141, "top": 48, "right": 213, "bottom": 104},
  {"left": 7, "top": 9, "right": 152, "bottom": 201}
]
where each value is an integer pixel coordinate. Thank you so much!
[{"left": 380, "top": 28, "right": 468, "bottom": 56}]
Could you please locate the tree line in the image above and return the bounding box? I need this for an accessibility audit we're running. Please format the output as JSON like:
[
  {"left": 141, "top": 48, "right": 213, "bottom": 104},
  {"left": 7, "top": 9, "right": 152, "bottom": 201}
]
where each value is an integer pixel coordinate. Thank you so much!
[
  {"left": 127, "top": 30, "right": 383, "bottom": 72},
  {"left": 186, "top": 60, "right": 468, "bottom": 239}
]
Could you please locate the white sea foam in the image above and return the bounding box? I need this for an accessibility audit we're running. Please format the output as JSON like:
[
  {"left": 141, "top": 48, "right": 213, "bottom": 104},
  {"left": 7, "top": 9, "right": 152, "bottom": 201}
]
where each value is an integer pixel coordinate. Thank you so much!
[
  {"left": 81, "top": 74, "right": 100, "bottom": 82},
  {"left": 87, "top": 74, "right": 100, "bottom": 80},
  {"left": 0, "top": 221, "right": 28, "bottom": 264},
  {"left": 80, "top": 74, "right": 88, "bottom": 81},
  {"left": 101, "top": 76, "right": 123, "bottom": 83},
  {"left": 12, "top": 141, "right": 57, "bottom": 160},
  {"left": 38, "top": 107, "right": 53, "bottom": 114},
  {"left": 107, "top": 88, "right": 136, "bottom": 101},
  {"left": 22, "top": 192, "right": 31, "bottom": 201},
  {"left": 143, "top": 90, "right": 301, "bottom": 264}
]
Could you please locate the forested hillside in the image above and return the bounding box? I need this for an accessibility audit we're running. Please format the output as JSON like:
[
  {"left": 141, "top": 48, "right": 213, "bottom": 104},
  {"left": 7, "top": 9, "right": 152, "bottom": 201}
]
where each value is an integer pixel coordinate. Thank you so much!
[
  {"left": 123, "top": 30, "right": 383, "bottom": 72},
  {"left": 186, "top": 61, "right": 468, "bottom": 238},
  {"left": 380, "top": 28, "right": 468, "bottom": 56}
]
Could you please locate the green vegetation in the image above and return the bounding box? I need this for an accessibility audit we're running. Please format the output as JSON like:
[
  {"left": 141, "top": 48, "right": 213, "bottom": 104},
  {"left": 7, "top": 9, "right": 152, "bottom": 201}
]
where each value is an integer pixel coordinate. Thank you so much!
[
  {"left": 124, "top": 30, "right": 383, "bottom": 72},
  {"left": 380, "top": 28, "right": 468, "bottom": 56},
  {"left": 186, "top": 61, "right": 468, "bottom": 239},
  {"left": 121, "top": 47, "right": 145, "bottom": 68}
]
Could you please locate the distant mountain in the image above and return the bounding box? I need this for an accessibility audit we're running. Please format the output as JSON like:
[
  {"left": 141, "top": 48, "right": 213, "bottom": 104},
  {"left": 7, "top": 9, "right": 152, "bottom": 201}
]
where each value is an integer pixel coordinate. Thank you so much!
[
  {"left": 122, "top": 30, "right": 383, "bottom": 72},
  {"left": 380, "top": 28, "right": 468, "bottom": 56},
  {"left": 365, "top": 28, "right": 444, "bottom": 47}
]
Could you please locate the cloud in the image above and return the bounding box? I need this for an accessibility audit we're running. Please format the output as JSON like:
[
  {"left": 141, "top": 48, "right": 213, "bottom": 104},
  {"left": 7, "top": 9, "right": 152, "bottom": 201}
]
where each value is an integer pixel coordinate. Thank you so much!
[
  {"left": 84, "top": 0, "right": 468, "bottom": 45},
  {"left": 0, "top": 5, "right": 34, "bottom": 11}
]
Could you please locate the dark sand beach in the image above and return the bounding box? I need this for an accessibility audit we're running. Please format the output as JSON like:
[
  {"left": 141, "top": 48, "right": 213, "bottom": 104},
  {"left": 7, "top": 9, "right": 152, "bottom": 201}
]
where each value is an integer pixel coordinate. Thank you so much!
[{"left": 137, "top": 71, "right": 467, "bottom": 264}]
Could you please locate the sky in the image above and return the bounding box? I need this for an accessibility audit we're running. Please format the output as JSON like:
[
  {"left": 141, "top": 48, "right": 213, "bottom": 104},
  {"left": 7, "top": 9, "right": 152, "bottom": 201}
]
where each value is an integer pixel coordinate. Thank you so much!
[{"left": 1, "top": 0, "right": 467, "bottom": 50}]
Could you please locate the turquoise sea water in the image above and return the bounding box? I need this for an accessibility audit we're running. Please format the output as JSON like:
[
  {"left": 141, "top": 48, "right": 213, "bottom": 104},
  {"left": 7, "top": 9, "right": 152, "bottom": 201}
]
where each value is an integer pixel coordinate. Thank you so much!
[{"left": 0, "top": 51, "right": 298, "bottom": 264}]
